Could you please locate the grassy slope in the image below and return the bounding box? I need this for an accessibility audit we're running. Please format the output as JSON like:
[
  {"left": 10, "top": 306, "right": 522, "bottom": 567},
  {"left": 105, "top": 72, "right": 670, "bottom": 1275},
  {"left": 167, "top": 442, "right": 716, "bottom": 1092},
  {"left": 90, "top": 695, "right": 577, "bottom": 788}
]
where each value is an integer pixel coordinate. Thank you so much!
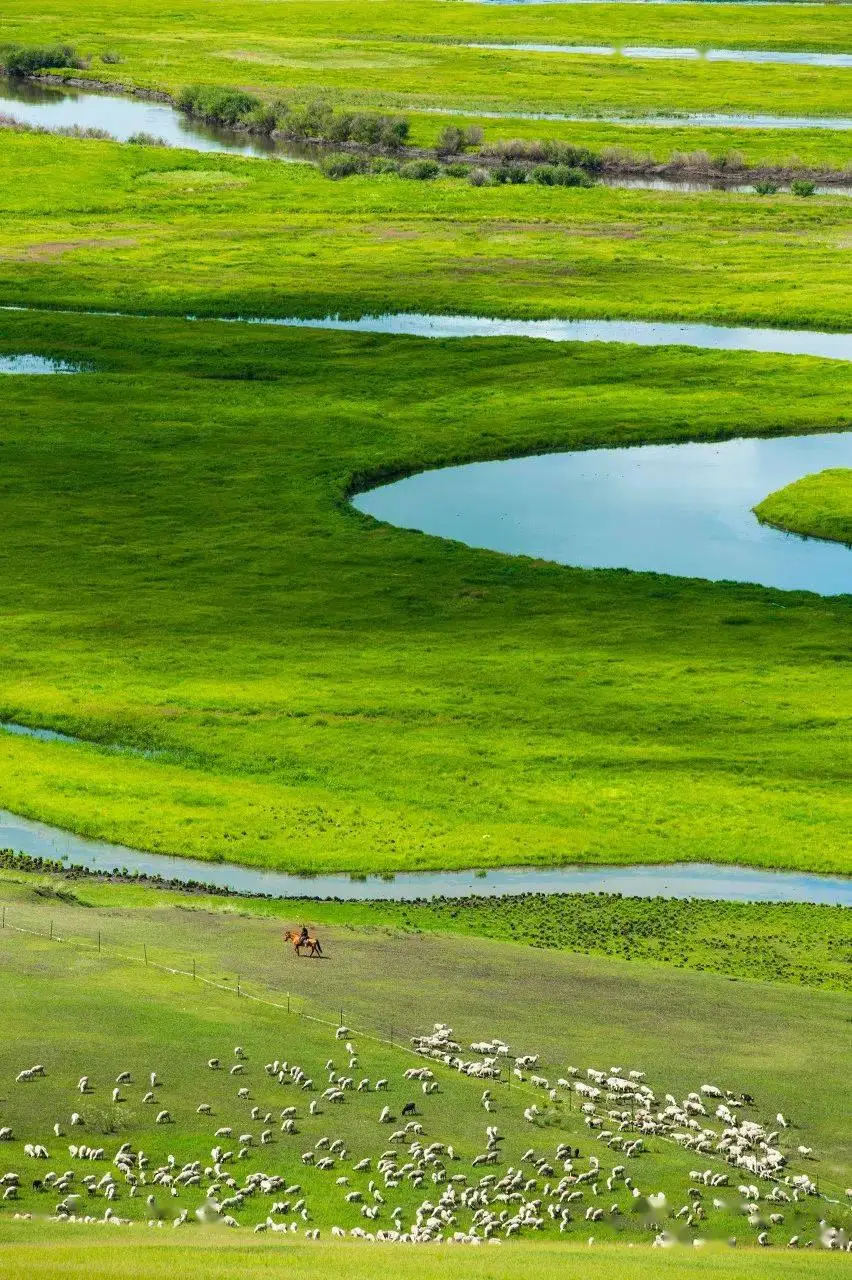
[
  {"left": 4, "top": 0, "right": 852, "bottom": 124},
  {"left": 1, "top": 134, "right": 852, "bottom": 327},
  {"left": 1, "top": 867, "right": 849, "bottom": 992},
  {"left": 0, "top": 1233, "right": 850, "bottom": 1280},
  {"left": 0, "top": 893, "right": 849, "bottom": 1191},
  {"left": 0, "top": 304, "right": 849, "bottom": 872},
  {"left": 755, "top": 469, "right": 852, "bottom": 546}
]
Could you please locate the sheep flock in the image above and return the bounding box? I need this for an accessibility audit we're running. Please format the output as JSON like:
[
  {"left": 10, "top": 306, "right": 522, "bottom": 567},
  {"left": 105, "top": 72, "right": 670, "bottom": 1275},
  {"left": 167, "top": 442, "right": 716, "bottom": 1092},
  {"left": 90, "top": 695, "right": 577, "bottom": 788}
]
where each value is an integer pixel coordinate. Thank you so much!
[{"left": 1, "top": 1022, "right": 849, "bottom": 1252}]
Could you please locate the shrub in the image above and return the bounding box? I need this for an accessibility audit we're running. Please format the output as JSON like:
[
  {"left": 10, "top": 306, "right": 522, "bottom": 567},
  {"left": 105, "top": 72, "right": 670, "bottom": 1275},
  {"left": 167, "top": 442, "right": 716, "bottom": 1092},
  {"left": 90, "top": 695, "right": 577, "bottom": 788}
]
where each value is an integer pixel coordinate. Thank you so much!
[
  {"left": 349, "top": 112, "right": 384, "bottom": 146},
  {"left": 444, "top": 163, "right": 471, "bottom": 178},
  {"left": 754, "top": 181, "right": 779, "bottom": 196},
  {"left": 494, "top": 163, "right": 527, "bottom": 185},
  {"left": 100, "top": 51, "right": 122, "bottom": 65},
  {"left": 244, "top": 105, "right": 277, "bottom": 134},
  {"left": 380, "top": 117, "right": 409, "bottom": 150},
  {"left": 370, "top": 157, "right": 401, "bottom": 174},
  {"left": 467, "top": 166, "right": 491, "bottom": 186},
  {"left": 177, "top": 85, "right": 261, "bottom": 127},
  {"left": 400, "top": 158, "right": 440, "bottom": 180},
  {"left": 320, "top": 153, "right": 366, "bottom": 179},
  {"left": 279, "top": 98, "right": 334, "bottom": 140},
  {"left": 552, "top": 165, "right": 594, "bottom": 188},
  {"left": 325, "top": 111, "right": 355, "bottom": 144},
  {"left": 791, "top": 179, "right": 816, "bottom": 197},
  {"left": 126, "top": 132, "right": 170, "bottom": 147},
  {"left": 530, "top": 164, "right": 558, "bottom": 186},
  {"left": 463, "top": 125, "right": 484, "bottom": 149},
  {"left": 0, "top": 43, "right": 79, "bottom": 76},
  {"left": 438, "top": 125, "right": 465, "bottom": 155}
]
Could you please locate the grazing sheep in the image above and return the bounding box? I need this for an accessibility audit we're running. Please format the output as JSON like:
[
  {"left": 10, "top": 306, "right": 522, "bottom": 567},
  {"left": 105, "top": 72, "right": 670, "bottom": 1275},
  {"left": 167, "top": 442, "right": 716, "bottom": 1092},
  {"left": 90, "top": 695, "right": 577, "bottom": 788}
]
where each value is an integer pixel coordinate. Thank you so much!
[{"left": 155, "top": 1112, "right": 171, "bottom": 1125}]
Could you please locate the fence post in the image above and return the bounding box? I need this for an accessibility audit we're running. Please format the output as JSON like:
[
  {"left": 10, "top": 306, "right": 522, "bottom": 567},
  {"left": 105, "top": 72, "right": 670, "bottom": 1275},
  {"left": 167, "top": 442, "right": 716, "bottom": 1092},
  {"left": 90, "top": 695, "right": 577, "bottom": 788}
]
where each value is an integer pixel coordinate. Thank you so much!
[
  {"left": 144, "top": 944, "right": 148, "bottom": 967},
  {"left": 97, "top": 931, "right": 101, "bottom": 953},
  {"left": 339, "top": 1008, "right": 343, "bottom": 1028},
  {"left": 287, "top": 991, "right": 290, "bottom": 1014},
  {"left": 2, "top": 906, "right": 5, "bottom": 928},
  {"left": 192, "top": 958, "right": 196, "bottom": 980},
  {"left": 49, "top": 919, "right": 53, "bottom": 940},
  {"left": 237, "top": 975, "right": 241, "bottom": 998}
]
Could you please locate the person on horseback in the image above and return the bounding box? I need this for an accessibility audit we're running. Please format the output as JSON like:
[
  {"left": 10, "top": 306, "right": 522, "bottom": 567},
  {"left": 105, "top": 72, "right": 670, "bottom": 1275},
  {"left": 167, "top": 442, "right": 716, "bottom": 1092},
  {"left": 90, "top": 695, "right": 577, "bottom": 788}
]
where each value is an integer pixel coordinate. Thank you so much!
[{"left": 298, "top": 924, "right": 309, "bottom": 949}]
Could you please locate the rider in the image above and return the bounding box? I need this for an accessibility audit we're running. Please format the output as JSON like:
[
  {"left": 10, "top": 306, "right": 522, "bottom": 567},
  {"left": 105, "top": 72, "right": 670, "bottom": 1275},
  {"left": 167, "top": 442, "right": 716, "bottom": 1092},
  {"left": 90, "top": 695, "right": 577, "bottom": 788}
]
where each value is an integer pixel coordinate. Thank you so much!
[{"left": 298, "top": 924, "right": 309, "bottom": 948}]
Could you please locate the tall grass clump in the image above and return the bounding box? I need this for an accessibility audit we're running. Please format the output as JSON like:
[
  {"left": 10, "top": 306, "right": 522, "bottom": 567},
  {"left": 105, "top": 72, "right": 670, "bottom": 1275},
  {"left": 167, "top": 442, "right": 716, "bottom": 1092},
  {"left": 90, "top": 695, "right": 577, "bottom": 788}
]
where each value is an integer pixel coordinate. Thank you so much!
[{"left": 280, "top": 99, "right": 408, "bottom": 149}]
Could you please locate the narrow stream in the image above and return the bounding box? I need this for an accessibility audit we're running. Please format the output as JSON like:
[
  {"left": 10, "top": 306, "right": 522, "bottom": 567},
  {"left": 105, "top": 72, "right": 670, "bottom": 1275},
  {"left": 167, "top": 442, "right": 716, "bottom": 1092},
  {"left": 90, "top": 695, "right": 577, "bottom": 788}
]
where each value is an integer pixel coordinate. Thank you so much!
[
  {"left": 4, "top": 74, "right": 852, "bottom": 143},
  {"left": 466, "top": 42, "right": 852, "bottom": 66},
  {"left": 0, "top": 807, "right": 848, "bottom": 904}
]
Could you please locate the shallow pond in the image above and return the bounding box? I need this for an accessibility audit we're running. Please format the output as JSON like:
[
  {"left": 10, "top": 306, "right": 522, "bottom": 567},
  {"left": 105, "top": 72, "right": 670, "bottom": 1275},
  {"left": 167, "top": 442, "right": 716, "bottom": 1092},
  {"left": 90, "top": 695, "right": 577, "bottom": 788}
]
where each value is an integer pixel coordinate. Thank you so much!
[
  {"left": 467, "top": 43, "right": 852, "bottom": 66},
  {"left": 0, "top": 807, "right": 848, "bottom": 904},
  {"left": 425, "top": 105, "right": 852, "bottom": 128}
]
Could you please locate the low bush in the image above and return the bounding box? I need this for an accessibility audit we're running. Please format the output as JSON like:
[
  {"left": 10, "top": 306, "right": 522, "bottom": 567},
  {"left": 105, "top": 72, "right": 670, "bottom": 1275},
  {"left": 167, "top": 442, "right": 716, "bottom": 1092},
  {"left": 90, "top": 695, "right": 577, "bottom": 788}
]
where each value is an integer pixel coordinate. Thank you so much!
[
  {"left": 177, "top": 84, "right": 261, "bottom": 128},
  {"left": 438, "top": 123, "right": 484, "bottom": 155},
  {"left": 531, "top": 163, "right": 594, "bottom": 188},
  {"left": 493, "top": 163, "right": 528, "bottom": 185},
  {"left": 444, "top": 162, "right": 471, "bottom": 178},
  {"left": 467, "top": 166, "right": 491, "bottom": 186},
  {"left": 370, "top": 157, "right": 401, "bottom": 174},
  {"left": 320, "top": 153, "right": 366, "bottom": 179},
  {"left": 100, "top": 51, "right": 122, "bottom": 65},
  {"left": 0, "top": 43, "right": 79, "bottom": 76},
  {"left": 126, "top": 132, "right": 170, "bottom": 147},
  {"left": 791, "top": 179, "right": 816, "bottom": 197},
  {"left": 399, "top": 158, "right": 441, "bottom": 180},
  {"left": 754, "top": 180, "right": 779, "bottom": 196}
]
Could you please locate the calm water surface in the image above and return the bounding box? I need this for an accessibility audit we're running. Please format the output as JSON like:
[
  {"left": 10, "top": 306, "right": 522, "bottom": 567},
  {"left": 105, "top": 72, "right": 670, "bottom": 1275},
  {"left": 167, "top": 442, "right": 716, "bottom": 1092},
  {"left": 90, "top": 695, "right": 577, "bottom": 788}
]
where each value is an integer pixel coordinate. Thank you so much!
[
  {"left": 356, "top": 432, "right": 852, "bottom": 594},
  {"left": 0, "top": 77, "right": 314, "bottom": 161},
  {"left": 0, "top": 808, "right": 848, "bottom": 904}
]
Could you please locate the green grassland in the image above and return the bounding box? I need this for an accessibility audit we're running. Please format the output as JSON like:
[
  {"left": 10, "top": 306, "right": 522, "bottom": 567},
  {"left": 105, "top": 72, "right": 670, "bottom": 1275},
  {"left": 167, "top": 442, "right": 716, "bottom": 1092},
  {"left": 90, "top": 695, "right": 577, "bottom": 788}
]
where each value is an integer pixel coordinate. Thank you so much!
[
  {"left": 4, "top": 0, "right": 852, "bottom": 128},
  {"left": 1, "top": 1233, "right": 851, "bottom": 1280},
  {"left": 755, "top": 469, "right": 852, "bottom": 546},
  {"left": 0, "top": 890, "right": 849, "bottom": 1216},
  {"left": 0, "top": 298, "right": 849, "bottom": 873},
  {"left": 1, "top": 865, "right": 849, "bottom": 991},
  {"left": 2, "top": 133, "right": 852, "bottom": 327}
]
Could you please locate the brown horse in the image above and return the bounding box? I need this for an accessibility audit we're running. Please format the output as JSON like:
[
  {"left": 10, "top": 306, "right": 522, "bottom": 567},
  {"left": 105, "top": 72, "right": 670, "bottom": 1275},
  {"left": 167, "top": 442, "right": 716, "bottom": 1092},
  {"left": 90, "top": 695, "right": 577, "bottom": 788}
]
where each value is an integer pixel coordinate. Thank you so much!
[{"left": 284, "top": 928, "right": 323, "bottom": 958}]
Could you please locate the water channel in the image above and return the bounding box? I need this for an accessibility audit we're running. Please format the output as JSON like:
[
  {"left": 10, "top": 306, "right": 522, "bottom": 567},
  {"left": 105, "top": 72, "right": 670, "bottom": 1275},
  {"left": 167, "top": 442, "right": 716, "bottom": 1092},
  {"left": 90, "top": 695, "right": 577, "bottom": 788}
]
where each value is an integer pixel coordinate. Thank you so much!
[
  {"left": 466, "top": 43, "right": 852, "bottom": 66},
  {"left": 4, "top": 74, "right": 852, "bottom": 144},
  {"left": 0, "top": 805, "right": 848, "bottom": 904}
]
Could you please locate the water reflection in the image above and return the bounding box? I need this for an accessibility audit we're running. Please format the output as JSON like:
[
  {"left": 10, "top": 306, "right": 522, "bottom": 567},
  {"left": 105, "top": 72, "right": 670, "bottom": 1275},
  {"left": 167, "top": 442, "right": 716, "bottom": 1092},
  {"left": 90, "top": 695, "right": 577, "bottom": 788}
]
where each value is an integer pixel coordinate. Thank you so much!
[
  {"left": 0, "top": 354, "right": 80, "bottom": 373},
  {"left": 468, "top": 42, "right": 852, "bottom": 67}
]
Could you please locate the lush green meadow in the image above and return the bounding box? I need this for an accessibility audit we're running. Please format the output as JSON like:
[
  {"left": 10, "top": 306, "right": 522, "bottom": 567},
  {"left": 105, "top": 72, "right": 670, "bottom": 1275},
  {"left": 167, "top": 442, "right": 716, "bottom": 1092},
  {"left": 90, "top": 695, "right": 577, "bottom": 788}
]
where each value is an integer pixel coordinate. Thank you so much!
[
  {"left": 755, "top": 469, "right": 852, "bottom": 546},
  {"left": 2, "top": 132, "right": 852, "bottom": 327},
  {"left": 0, "top": 298, "right": 849, "bottom": 873},
  {"left": 4, "top": 0, "right": 852, "bottom": 128}
]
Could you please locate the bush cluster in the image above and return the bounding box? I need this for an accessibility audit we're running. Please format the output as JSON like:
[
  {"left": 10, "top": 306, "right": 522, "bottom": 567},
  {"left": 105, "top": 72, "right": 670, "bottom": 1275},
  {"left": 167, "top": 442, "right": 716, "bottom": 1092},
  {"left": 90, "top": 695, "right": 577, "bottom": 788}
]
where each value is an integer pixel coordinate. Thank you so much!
[
  {"left": 0, "top": 43, "right": 80, "bottom": 76},
  {"left": 438, "top": 124, "right": 484, "bottom": 155},
  {"left": 281, "top": 100, "right": 409, "bottom": 149},
  {"left": 176, "top": 84, "right": 265, "bottom": 129},
  {"left": 485, "top": 137, "right": 601, "bottom": 171}
]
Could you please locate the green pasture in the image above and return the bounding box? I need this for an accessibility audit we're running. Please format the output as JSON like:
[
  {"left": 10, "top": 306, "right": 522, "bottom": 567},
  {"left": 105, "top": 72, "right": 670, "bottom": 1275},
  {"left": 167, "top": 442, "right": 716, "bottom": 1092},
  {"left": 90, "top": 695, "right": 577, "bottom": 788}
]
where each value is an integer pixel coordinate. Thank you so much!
[
  {"left": 1, "top": 866, "right": 849, "bottom": 991},
  {"left": 2, "top": 132, "right": 852, "bottom": 326},
  {"left": 755, "top": 469, "right": 852, "bottom": 546},
  {"left": 0, "top": 893, "right": 849, "bottom": 1217},
  {"left": 4, "top": 0, "right": 852, "bottom": 127},
  {"left": 0, "top": 298, "right": 849, "bottom": 873}
]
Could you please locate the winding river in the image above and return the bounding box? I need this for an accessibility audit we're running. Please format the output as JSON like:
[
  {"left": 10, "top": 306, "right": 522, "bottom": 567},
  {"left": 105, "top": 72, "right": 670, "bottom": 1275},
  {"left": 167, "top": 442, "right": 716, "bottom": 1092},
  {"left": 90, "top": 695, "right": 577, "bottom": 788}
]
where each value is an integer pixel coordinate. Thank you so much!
[{"left": 0, "top": 802, "right": 849, "bottom": 904}]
